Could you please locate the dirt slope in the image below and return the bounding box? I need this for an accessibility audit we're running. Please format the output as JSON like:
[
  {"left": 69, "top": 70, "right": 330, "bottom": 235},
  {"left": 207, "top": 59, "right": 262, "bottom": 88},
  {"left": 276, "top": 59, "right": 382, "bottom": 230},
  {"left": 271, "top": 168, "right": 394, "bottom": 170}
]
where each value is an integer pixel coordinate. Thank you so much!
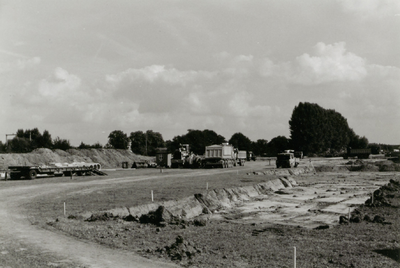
[{"left": 0, "top": 148, "right": 152, "bottom": 169}]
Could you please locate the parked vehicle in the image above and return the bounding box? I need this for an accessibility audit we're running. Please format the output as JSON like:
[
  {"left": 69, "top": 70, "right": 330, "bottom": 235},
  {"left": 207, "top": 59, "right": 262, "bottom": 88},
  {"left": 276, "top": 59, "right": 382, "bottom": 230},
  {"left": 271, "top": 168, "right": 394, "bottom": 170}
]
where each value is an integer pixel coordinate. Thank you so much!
[
  {"left": 344, "top": 148, "right": 371, "bottom": 159},
  {"left": 171, "top": 144, "right": 190, "bottom": 168},
  {"left": 276, "top": 153, "right": 298, "bottom": 168},
  {"left": 204, "top": 143, "right": 237, "bottom": 168},
  {"left": 237, "top": 150, "right": 247, "bottom": 166},
  {"left": 8, "top": 162, "right": 105, "bottom": 180},
  {"left": 247, "top": 151, "right": 256, "bottom": 161}
]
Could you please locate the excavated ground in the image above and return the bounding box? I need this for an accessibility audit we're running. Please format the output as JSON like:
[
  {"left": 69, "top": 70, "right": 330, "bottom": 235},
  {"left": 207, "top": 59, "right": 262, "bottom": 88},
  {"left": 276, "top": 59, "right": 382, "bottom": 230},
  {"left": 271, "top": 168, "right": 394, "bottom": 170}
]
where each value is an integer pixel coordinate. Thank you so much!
[
  {"left": 2, "top": 156, "right": 400, "bottom": 267},
  {"left": 44, "top": 159, "right": 400, "bottom": 267}
]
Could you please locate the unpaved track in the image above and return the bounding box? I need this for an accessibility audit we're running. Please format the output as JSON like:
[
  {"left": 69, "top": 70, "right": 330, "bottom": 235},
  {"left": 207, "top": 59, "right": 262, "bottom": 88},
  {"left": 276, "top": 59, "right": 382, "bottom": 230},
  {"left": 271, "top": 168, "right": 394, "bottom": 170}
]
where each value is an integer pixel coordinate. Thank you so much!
[{"left": 0, "top": 166, "right": 258, "bottom": 267}]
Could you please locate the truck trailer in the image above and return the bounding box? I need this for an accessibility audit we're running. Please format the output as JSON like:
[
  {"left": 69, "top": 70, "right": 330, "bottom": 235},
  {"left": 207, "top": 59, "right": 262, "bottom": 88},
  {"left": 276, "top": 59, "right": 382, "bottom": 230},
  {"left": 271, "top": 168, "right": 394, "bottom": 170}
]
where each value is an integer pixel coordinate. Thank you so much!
[
  {"left": 8, "top": 162, "right": 105, "bottom": 180},
  {"left": 344, "top": 148, "right": 371, "bottom": 159},
  {"left": 204, "top": 143, "right": 237, "bottom": 168}
]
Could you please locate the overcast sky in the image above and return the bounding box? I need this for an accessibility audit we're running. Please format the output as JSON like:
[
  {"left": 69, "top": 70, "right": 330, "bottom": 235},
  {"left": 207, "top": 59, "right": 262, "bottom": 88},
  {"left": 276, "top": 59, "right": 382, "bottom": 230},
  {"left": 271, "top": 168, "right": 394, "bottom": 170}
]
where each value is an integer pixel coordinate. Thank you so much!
[{"left": 1, "top": 0, "right": 399, "bottom": 146}]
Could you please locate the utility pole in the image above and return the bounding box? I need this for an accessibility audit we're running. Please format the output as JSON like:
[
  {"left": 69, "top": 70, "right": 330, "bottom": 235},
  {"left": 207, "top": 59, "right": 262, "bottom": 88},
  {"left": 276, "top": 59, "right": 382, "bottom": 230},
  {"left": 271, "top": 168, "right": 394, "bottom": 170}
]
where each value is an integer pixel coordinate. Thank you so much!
[
  {"left": 5, "top": 134, "right": 16, "bottom": 144},
  {"left": 145, "top": 132, "right": 148, "bottom": 156}
]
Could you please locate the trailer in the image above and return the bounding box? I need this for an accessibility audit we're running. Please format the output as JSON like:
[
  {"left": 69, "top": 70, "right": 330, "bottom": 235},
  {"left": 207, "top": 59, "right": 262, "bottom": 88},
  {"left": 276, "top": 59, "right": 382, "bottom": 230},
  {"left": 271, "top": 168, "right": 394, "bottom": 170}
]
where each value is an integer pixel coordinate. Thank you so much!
[
  {"left": 8, "top": 163, "right": 105, "bottom": 180},
  {"left": 204, "top": 143, "right": 237, "bottom": 168},
  {"left": 344, "top": 148, "right": 371, "bottom": 159}
]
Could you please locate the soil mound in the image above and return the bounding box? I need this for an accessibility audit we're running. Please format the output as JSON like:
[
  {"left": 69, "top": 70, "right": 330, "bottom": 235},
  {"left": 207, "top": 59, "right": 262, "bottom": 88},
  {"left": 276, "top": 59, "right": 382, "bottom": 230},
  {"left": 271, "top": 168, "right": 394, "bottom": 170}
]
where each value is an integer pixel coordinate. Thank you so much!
[
  {"left": 159, "top": 235, "right": 200, "bottom": 261},
  {"left": 0, "top": 149, "right": 151, "bottom": 169},
  {"left": 365, "top": 179, "right": 400, "bottom": 207}
]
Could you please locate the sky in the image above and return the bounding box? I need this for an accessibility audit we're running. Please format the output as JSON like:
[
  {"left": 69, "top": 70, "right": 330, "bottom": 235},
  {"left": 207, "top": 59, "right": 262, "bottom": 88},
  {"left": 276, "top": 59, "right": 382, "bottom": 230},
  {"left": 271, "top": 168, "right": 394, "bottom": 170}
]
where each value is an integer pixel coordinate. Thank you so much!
[{"left": 1, "top": 0, "right": 399, "bottom": 146}]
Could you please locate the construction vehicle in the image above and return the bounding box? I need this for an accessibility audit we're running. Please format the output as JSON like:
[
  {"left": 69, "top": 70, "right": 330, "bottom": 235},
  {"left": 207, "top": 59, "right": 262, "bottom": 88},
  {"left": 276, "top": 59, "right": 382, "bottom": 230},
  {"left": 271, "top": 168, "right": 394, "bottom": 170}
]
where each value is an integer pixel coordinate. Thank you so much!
[
  {"left": 169, "top": 144, "right": 203, "bottom": 168},
  {"left": 155, "top": 148, "right": 172, "bottom": 168},
  {"left": 171, "top": 144, "right": 190, "bottom": 168},
  {"left": 276, "top": 152, "right": 298, "bottom": 168},
  {"left": 204, "top": 143, "right": 238, "bottom": 168},
  {"left": 237, "top": 150, "right": 247, "bottom": 166},
  {"left": 344, "top": 148, "right": 371, "bottom": 159},
  {"left": 247, "top": 151, "right": 256, "bottom": 161},
  {"left": 8, "top": 162, "right": 105, "bottom": 180}
]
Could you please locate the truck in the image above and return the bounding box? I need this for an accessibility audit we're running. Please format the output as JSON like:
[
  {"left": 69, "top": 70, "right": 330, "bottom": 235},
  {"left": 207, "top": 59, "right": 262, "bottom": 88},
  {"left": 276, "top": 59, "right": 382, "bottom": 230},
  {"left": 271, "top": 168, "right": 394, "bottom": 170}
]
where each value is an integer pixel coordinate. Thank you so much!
[
  {"left": 204, "top": 143, "right": 238, "bottom": 168},
  {"left": 237, "top": 150, "right": 247, "bottom": 166},
  {"left": 8, "top": 162, "right": 105, "bottom": 180},
  {"left": 344, "top": 148, "right": 371, "bottom": 159},
  {"left": 155, "top": 148, "right": 172, "bottom": 168},
  {"left": 276, "top": 152, "right": 298, "bottom": 168}
]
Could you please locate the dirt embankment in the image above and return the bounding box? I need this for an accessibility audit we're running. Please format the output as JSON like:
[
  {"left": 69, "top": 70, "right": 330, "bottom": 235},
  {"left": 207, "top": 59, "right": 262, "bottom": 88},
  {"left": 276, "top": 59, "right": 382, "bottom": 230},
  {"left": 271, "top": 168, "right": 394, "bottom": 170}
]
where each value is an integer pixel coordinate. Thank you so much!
[{"left": 0, "top": 148, "right": 152, "bottom": 169}]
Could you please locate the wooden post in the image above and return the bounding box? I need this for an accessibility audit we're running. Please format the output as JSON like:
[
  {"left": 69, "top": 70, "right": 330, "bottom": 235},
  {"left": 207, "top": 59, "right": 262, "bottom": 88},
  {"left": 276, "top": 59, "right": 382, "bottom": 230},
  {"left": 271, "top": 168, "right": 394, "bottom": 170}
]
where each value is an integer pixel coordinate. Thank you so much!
[
  {"left": 348, "top": 208, "right": 351, "bottom": 221},
  {"left": 294, "top": 246, "right": 296, "bottom": 268},
  {"left": 151, "top": 190, "right": 154, "bottom": 202},
  {"left": 4, "top": 171, "right": 7, "bottom": 181}
]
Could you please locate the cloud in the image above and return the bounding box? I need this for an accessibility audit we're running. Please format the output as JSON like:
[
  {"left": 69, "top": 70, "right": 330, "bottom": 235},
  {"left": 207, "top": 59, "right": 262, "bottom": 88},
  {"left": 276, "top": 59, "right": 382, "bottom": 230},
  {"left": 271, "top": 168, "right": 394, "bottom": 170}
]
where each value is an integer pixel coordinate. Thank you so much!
[
  {"left": 260, "top": 42, "right": 367, "bottom": 84},
  {"left": 17, "top": 57, "right": 41, "bottom": 69},
  {"left": 0, "top": 56, "right": 41, "bottom": 73},
  {"left": 38, "top": 67, "right": 82, "bottom": 99},
  {"left": 337, "top": 0, "right": 400, "bottom": 18},
  {"left": 294, "top": 42, "right": 367, "bottom": 84}
]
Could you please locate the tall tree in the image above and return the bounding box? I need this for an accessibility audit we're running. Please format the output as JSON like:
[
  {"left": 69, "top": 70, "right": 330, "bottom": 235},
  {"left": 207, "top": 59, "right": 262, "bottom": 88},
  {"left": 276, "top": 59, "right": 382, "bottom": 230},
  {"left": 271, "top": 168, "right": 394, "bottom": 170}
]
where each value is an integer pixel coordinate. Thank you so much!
[
  {"left": 267, "top": 136, "right": 290, "bottom": 156},
  {"left": 289, "top": 102, "right": 355, "bottom": 155},
  {"left": 130, "top": 130, "right": 164, "bottom": 156},
  {"left": 228, "top": 132, "right": 252, "bottom": 151},
  {"left": 252, "top": 139, "right": 269, "bottom": 156},
  {"left": 53, "top": 137, "right": 71, "bottom": 150},
  {"left": 108, "top": 130, "right": 129, "bottom": 149}
]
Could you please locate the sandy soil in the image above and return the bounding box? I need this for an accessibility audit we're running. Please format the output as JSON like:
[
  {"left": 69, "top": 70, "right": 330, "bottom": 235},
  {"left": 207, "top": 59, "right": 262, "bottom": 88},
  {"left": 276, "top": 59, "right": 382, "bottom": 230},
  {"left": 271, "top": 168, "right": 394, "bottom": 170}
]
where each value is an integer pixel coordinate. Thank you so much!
[
  {"left": 0, "top": 175, "right": 185, "bottom": 267},
  {"left": 1, "top": 158, "right": 399, "bottom": 267}
]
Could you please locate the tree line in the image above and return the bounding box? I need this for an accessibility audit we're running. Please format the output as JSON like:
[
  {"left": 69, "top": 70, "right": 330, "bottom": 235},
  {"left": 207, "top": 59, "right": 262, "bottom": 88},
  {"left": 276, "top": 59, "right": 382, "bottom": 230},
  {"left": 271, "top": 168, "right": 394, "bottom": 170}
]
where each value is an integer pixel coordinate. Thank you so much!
[
  {"left": 0, "top": 128, "right": 102, "bottom": 153},
  {"left": 2, "top": 102, "right": 398, "bottom": 156},
  {"left": 289, "top": 102, "right": 370, "bottom": 156}
]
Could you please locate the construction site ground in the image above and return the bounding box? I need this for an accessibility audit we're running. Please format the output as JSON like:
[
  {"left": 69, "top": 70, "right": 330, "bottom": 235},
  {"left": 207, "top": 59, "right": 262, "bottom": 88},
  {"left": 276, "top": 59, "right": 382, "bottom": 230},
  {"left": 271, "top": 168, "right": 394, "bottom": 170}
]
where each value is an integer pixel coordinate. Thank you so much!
[{"left": 1, "top": 157, "right": 399, "bottom": 267}]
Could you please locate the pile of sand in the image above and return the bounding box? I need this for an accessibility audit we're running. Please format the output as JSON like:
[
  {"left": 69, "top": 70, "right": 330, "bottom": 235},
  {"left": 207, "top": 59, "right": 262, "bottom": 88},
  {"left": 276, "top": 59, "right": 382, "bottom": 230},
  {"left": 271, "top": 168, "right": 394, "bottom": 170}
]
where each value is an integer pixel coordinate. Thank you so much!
[{"left": 0, "top": 148, "right": 152, "bottom": 169}]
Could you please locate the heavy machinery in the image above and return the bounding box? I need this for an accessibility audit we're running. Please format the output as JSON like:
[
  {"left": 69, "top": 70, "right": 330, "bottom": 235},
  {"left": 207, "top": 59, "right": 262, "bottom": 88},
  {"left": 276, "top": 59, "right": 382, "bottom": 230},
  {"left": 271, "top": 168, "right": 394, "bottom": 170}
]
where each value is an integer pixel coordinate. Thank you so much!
[
  {"left": 204, "top": 143, "right": 238, "bottom": 168},
  {"left": 344, "top": 148, "right": 371, "bottom": 159},
  {"left": 171, "top": 144, "right": 190, "bottom": 168},
  {"left": 8, "top": 162, "right": 105, "bottom": 180},
  {"left": 169, "top": 144, "right": 203, "bottom": 168},
  {"left": 247, "top": 151, "right": 256, "bottom": 161},
  {"left": 276, "top": 152, "right": 298, "bottom": 168}
]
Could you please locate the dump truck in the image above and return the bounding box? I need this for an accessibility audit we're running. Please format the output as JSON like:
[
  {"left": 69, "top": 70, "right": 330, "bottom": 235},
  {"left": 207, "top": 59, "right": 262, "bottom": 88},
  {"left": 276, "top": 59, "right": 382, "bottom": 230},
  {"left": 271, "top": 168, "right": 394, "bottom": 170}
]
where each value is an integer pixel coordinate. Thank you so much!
[
  {"left": 8, "top": 162, "right": 105, "bottom": 180},
  {"left": 204, "top": 143, "right": 237, "bottom": 168},
  {"left": 276, "top": 152, "right": 298, "bottom": 168},
  {"left": 344, "top": 148, "right": 371, "bottom": 159}
]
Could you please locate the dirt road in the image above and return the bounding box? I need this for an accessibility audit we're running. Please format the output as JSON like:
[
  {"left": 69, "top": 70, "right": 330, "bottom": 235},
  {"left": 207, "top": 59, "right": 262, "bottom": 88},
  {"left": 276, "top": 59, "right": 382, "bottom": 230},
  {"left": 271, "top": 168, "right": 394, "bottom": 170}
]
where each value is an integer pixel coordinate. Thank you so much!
[{"left": 0, "top": 165, "right": 259, "bottom": 268}]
